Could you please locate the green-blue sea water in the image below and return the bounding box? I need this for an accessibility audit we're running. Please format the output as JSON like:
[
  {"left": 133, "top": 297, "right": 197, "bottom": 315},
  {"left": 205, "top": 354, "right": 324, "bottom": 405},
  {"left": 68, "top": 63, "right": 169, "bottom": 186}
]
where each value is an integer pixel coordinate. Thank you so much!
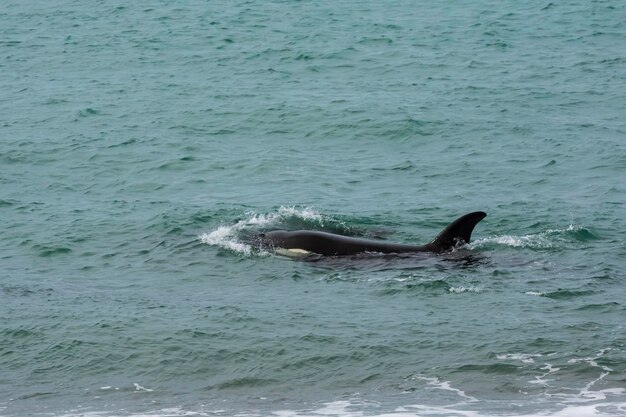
[{"left": 1, "top": 1, "right": 625, "bottom": 416}]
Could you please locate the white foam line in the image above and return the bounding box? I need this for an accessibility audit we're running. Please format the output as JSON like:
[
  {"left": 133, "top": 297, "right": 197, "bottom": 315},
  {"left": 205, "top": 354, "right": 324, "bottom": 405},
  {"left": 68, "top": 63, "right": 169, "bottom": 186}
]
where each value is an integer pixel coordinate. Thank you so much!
[
  {"left": 449, "top": 285, "right": 482, "bottom": 294},
  {"left": 530, "top": 363, "right": 561, "bottom": 386},
  {"left": 47, "top": 396, "right": 626, "bottom": 417},
  {"left": 133, "top": 383, "right": 153, "bottom": 392},
  {"left": 471, "top": 234, "right": 553, "bottom": 249},
  {"left": 416, "top": 376, "right": 478, "bottom": 402},
  {"left": 496, "top": 353, "right": 542, "bottom": 364}
]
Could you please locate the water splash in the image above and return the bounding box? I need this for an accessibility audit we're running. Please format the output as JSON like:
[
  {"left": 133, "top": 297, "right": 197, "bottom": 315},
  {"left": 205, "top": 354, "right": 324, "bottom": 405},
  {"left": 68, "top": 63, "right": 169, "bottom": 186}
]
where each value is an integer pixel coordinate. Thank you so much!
[{"left": 198, "top": 206, "right": 325, "bottom": 255}]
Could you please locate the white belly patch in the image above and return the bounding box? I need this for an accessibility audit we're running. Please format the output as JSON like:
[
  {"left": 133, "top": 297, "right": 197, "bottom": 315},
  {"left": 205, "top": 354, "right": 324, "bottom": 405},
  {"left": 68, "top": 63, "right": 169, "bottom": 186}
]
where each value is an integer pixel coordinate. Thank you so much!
[{"left": 275, "top": 248, "right": 312, "bottom": 257}]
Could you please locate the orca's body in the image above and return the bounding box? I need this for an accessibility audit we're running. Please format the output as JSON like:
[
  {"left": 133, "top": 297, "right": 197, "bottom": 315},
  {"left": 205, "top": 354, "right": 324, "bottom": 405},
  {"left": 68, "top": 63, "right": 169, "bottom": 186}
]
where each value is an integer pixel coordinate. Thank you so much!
[{"left": 261, "top": 211, "right": 486, "bottom": 256}]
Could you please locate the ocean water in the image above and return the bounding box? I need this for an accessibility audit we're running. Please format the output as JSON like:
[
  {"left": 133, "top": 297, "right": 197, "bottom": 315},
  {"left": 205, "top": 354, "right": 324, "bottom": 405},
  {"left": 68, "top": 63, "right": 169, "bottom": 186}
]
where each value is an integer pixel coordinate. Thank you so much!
[{"left": 1, "top": 1, "right": 625, "bottom": 416}]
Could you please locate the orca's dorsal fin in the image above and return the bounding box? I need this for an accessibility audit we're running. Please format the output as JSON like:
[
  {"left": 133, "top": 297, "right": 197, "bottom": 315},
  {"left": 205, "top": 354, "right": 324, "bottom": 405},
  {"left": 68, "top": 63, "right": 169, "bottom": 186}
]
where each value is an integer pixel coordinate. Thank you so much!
[{"left": 427, "top": 211, "right": 487, "bottom": 252}]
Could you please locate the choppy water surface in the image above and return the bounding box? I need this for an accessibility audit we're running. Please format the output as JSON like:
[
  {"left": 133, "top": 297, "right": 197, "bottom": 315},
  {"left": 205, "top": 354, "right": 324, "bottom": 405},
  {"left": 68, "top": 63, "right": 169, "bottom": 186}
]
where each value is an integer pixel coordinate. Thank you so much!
[{"left": 1, "top": 1, "right": 625, "bottom": 416}]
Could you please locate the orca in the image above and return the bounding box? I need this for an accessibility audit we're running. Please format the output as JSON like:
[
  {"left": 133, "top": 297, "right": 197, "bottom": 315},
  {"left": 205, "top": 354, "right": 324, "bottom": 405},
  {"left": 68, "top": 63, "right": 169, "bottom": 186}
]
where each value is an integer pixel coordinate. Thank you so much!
[{"left": 260, "top": 211, "right": 486, "bottom": 256}]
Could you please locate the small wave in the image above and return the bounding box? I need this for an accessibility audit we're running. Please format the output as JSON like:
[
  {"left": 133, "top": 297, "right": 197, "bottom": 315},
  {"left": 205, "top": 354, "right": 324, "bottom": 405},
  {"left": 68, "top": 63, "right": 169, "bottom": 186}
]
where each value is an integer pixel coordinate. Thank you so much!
[
  {"left": 0, "top": 199, "right": 17, "bottom": 207},
  {"left": 575, "top": 302, "right": 620, "bottom": 311},
  {"left": 496, "top": 353, "right": 542, "bottom": 364},
  {"left": 470, "top": 224, "right": 596, "bottom": 250},
  {"left": 76, "top": 107, "right": 101, "bottom": 118},
  {"left": 198, "top": 206, "right": 325, "bottom": 255},
  {"left": 544, "top": 289, "right": 596, "bottom": 300},
  {"left": 1, "top": 284, "right": 54, "bottom": 297},
  {"left": 214, "top": 377, "right": 277, "bottom": 390},
  {"left": 32, "top": 244, "right": 72, "bottom": 257},
  {"left": 377, "top": 278, "right": 453, "bottom": 296}
]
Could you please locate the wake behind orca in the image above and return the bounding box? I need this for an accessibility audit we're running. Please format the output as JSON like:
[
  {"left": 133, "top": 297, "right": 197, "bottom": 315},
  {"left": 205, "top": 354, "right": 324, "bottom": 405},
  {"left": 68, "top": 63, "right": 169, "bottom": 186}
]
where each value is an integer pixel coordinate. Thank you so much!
[{"left": 260, "top": 211, "right": 486, "bottom": 257}]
